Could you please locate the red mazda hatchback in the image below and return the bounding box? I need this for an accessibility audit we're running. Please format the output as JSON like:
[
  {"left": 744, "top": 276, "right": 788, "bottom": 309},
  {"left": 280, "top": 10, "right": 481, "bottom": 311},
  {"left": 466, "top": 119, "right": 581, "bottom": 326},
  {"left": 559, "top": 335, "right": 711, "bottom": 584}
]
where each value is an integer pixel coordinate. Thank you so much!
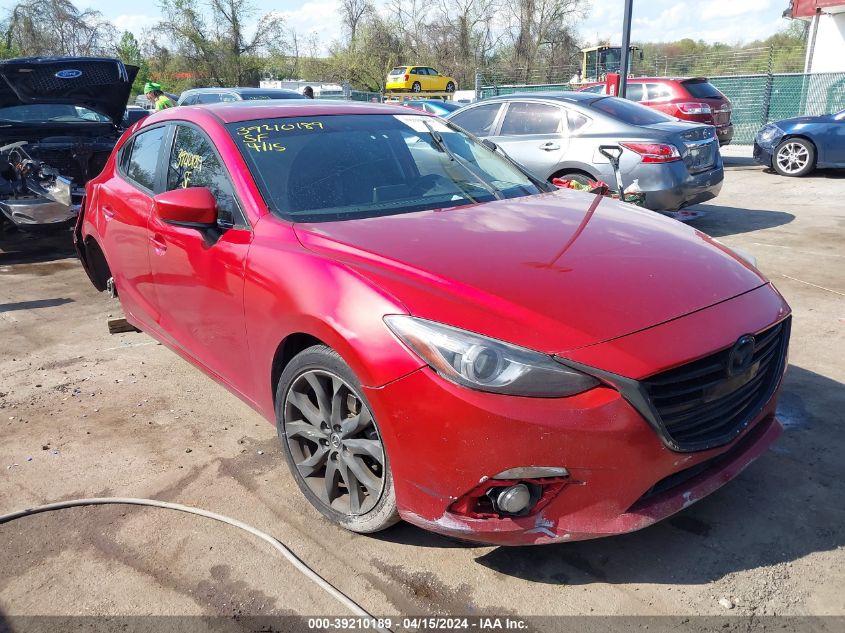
[{"left": 75, "top": 101, "right": 790, "bottom": 545}]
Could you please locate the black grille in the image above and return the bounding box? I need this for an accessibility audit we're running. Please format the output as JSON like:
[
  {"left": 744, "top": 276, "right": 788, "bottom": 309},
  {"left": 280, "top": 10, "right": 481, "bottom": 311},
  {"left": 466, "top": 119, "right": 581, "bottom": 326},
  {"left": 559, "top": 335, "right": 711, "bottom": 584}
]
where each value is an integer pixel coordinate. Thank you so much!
[
  {"left": 11, "top": 60, "right": 126, "bottom": 95},
  {"left": 642, "top": 318, "right": 790, "bottom": 451}
]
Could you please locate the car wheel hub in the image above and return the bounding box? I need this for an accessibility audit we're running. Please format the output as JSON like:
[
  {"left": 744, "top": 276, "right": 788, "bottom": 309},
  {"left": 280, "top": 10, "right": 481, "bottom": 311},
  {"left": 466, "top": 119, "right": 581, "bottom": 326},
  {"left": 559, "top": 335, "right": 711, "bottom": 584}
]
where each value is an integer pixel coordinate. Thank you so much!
[
  {"left": 777, "top": 143, "right": 809, "bottom": 173},
  {"left": 283, "top": 369, "right": 385, "bottom": 516}
]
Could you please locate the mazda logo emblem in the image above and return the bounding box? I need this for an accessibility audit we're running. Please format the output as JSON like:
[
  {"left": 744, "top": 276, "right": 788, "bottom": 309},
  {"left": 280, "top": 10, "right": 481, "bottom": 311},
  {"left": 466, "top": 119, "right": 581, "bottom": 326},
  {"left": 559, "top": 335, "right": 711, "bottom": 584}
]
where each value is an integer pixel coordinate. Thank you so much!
[{"left": 727, "top": 335, "right": 756, "bottom": 377}]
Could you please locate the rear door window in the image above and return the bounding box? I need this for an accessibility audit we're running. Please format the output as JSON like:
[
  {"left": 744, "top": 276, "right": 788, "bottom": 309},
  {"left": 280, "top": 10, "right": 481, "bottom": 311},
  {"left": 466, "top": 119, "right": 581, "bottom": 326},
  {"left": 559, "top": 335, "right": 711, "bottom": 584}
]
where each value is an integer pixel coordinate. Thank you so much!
[
  {"left": 166, "top": 124, "right": 244, "bottom": 227},
  {"left": 625, "top": 83, "right": 645, "bottom": 102},
  {"left": 683, "top": 81, "right": 724, "bottom": 99},
  {"left": 500, "top": 102, "right": 563, "bottom": 135},
  {"left": 196, "top": 93, "right": 223, "bottom": 104},
  {"left": 449, "top": 103, "right": 502, "bottom": 136},
  {"left": 566, "top": 111, "right": 590, "bottom": 134},
  {"left": 126, "top": 126, "right": 166, "bottom": 191},
  {"left": 646, "top": 83, "right": 673, "bottom": 100}
]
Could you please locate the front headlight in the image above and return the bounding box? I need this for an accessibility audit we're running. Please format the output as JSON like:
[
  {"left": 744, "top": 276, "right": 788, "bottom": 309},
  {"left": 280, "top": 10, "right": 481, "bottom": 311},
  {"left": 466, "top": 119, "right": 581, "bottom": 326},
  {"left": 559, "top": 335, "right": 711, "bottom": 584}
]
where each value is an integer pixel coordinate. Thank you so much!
[
  {"left": 757, "top": 125, "right": 782, "bottom": 145},
  {"left": 384, "top": 316, "right": 599, "bottom": 397}
]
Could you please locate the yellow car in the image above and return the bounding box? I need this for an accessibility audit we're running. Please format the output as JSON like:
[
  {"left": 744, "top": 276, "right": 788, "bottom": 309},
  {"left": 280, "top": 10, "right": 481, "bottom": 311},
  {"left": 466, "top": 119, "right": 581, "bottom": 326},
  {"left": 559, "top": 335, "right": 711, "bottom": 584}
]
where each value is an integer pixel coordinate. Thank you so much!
[{"left": 385, "top": 66, "right": 456, "bottom": 93}]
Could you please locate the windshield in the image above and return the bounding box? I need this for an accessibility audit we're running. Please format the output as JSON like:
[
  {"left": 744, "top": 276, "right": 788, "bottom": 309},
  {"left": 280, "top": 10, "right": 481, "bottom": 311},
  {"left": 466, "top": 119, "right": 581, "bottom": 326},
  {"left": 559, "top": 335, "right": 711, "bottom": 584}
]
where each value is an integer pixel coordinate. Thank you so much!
[
  {"left": 229, "top": 114, "right": 545, "bottom": 222},
  {"left": 0, "top": 104, "right": 111, "bottom": 123},
  {"left": 590, "top": 96, "right": 676, "bottom": 125}
]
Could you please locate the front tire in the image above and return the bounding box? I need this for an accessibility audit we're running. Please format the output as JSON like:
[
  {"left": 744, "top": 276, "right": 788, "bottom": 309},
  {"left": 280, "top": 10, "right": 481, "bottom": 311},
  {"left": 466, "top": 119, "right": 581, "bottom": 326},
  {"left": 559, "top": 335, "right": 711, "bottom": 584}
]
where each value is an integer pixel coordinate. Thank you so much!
[
  {"left": 276, "top": 345, "right": 399, "bottom": 533},
  {"left": 773, "top": 138, "right": 815, "bottom": 177},
  {"left": 445, "top": 82, "right": 456, "bottom": 93}
]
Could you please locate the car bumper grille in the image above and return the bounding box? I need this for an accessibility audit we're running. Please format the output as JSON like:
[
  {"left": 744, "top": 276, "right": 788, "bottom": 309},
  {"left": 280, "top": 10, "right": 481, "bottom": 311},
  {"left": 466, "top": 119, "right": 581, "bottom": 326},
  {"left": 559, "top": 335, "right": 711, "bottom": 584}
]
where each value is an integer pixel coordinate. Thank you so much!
[{"left": 641, "top": 318, "right": 790, "bottom": 451}]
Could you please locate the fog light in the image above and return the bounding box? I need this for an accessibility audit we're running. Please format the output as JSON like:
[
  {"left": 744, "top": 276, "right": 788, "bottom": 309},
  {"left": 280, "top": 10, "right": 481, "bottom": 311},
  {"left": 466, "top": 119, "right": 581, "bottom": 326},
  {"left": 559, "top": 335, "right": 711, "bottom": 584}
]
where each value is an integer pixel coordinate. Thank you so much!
[{"left": 496, "top": 484, "right": 532, "bottom": 514}]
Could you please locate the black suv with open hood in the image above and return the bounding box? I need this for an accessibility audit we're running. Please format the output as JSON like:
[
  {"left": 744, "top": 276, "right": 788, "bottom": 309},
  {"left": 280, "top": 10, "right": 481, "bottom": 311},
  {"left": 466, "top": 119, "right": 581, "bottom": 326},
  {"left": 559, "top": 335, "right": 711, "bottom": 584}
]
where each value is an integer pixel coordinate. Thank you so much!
[{"left": 0, "top": 56, "right": 138, "bottom": 229}]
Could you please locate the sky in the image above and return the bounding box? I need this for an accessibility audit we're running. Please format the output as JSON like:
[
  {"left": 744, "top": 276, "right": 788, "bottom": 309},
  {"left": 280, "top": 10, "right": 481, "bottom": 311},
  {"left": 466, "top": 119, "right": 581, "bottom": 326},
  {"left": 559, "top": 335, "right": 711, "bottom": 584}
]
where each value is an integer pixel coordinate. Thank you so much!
[{"left": 86, "top": 0, "right": 794, "bottom": 51}]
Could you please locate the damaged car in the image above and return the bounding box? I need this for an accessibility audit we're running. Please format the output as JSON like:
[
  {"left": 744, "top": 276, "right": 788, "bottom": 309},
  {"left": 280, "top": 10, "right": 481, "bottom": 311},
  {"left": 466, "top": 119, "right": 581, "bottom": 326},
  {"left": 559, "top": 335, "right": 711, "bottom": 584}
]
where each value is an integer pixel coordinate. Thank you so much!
[
  {"left": 0, "top": 56, "right": 138, "bottom": 230},
  {"left": 77, "top": 101, "right": 791, "bottom": 545}
]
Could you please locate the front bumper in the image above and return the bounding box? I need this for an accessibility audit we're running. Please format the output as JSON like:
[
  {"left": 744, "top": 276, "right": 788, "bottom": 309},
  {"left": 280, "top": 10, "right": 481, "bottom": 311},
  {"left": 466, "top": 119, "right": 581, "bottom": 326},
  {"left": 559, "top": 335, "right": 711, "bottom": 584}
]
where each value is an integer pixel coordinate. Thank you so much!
[
  {"left": 365, "top": 286, "right": 788, "bottom": 546},
  {"left": 753, "top": 142, "right": 775, "bottom": 168}
]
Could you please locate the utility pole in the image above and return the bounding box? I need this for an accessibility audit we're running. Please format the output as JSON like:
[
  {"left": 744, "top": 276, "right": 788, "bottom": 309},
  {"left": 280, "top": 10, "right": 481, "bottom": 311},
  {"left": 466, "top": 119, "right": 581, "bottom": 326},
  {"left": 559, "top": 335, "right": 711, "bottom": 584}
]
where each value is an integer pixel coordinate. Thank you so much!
[{"left": 619, "top": 0, "right": 634, "bottom": 99}]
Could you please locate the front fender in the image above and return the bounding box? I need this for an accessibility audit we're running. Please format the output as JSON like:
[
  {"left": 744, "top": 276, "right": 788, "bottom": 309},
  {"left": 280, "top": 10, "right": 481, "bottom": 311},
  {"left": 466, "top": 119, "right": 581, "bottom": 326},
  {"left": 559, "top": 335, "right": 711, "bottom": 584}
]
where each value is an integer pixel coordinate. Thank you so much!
[{"left": 244, "top": 218, "right": 425, "bottom": 421}]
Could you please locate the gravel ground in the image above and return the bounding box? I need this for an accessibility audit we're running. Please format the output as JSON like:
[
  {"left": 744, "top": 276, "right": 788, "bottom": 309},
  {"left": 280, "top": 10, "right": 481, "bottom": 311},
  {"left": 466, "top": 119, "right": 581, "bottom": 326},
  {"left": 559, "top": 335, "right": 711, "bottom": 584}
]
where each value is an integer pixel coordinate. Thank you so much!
[{"left": 0, "top": 158, "right": 843, "bottom": 626}]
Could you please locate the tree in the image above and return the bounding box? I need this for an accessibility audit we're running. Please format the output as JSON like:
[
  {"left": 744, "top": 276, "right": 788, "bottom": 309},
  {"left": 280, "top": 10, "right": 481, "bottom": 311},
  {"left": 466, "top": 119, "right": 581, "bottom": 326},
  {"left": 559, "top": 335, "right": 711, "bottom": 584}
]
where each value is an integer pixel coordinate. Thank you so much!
[
  {"left": 116, "top": 31, "right": 150, "bottom": 96},
  {"left": 157, "top": 0, "right": 288, "bottom": 86},
  {"left": 2, "top": 0, "right": 116, "bottom": 57},
  {"left": 341, "top": 0, "right": 373, "bottom": 48}
]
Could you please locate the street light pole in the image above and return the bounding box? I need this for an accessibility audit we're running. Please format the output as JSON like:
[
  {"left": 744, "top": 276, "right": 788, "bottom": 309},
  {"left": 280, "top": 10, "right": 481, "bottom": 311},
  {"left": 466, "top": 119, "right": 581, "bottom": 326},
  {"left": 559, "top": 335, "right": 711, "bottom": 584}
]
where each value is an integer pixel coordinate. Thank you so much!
[{"left": 619, "top": 0, "right": 634, "bottom": 99}]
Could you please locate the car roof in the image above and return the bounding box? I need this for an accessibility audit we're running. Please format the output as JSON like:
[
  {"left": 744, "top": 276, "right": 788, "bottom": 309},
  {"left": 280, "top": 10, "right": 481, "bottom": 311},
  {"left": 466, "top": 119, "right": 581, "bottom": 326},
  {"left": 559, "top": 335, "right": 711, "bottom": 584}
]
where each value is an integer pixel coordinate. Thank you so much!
[
  {"left": 182, "top": 87, "right": 299, "bottom": 94},
  {"left": 482, "top": 91, "right": 601, "bottom": 104},
  {"left": 580, "top": 77, "right": 708, "bottom": 87},
  {"left": 176, "top": 100, "right": 429, "bottom": 123}
]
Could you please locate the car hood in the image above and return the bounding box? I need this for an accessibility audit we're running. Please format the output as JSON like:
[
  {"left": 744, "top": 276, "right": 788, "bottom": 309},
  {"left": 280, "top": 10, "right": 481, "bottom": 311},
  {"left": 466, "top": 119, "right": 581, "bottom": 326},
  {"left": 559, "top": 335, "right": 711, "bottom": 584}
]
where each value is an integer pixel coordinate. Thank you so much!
[
  {"left": 294, "top": 190, "right": 767, "bottom": 354},
  {"left": 774, "top": 114, "right": 833, "bottom": 128},
  {"left": 0, "top": 57, "right": 138, "bottom": 124}
]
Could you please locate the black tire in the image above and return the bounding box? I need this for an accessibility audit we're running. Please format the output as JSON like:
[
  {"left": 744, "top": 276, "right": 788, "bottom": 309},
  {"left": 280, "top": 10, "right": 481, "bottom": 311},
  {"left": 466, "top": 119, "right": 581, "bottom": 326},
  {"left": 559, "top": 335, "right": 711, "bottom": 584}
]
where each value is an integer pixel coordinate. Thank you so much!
[
  {"left": 772, "top": 138, "right": 815, "bottom": 177},
  {"left": 411, "top": 81, "right": 422, "bottom": 93},
  {"left": 554, "top": 172, "right": 592, "bottom": 186},
  {"left": 445, "top": 82, "right": 456, "bottom": 93},
  {"left": 275, "top": 345, "right": 399, "bottom": 533}
]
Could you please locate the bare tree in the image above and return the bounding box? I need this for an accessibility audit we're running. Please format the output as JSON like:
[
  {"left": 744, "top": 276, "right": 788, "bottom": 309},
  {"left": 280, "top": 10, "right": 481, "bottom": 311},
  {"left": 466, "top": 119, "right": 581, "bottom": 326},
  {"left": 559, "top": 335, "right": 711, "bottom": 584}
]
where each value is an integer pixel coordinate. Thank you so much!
[
  {"left": 340, "top": 0, "right": 373, "bottom": 48},
  {"left": 158, "top": 0, "right": 287, "bottom": 86},
  {"left": 505, "top": 0, "right": 583, "bottom": 80},
  {"left": 2, "top": 0, "right": 116, "bottom": 57}
]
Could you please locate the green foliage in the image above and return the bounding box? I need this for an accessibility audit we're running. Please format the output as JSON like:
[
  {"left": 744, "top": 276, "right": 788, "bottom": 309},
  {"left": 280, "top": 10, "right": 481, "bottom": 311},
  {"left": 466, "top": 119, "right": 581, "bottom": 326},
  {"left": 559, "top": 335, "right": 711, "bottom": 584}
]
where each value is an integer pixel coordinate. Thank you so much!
[{"left": 116, "top": 31, "right": 150, "bottom": 97}]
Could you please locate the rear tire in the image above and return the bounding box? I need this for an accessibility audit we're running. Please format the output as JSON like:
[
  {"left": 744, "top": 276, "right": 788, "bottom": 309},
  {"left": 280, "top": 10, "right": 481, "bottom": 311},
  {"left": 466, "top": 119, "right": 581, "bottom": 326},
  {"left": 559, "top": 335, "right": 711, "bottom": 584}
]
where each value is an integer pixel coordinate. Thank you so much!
[
  {"left": 773, "top": 138, "right": 815, "bottom": 177},
  {"left": 554, "top": 172, "right": 593, "bottom": 186},
  {"left": 411, "top": 82, "right": 421, "bottom": 93},
  {"left": 275, "top": 345, "right": 400, "bottom": 534}
]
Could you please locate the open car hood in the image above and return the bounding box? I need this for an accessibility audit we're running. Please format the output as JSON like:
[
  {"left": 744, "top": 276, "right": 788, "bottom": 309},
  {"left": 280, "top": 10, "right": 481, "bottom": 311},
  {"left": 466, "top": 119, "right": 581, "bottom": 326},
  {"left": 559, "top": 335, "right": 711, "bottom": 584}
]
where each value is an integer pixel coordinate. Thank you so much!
[{"left": 0, "top": 57, "right": 138, "bottom": 124}]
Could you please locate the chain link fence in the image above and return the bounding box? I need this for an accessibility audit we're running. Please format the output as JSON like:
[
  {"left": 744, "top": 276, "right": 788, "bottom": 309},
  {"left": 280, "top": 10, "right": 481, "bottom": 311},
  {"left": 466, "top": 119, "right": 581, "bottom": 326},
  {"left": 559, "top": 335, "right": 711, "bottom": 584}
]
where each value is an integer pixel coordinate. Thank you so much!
[{"left": 476, "top": 46, "right": 845, "bottom": 145}]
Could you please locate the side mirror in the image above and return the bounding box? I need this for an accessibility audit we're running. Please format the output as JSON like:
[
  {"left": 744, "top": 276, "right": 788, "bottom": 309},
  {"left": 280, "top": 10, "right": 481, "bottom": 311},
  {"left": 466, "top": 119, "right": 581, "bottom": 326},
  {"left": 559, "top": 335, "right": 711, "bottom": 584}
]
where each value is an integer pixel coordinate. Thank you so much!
[{"left": 153, "top": 187, "right": 217, "bottom": 228}]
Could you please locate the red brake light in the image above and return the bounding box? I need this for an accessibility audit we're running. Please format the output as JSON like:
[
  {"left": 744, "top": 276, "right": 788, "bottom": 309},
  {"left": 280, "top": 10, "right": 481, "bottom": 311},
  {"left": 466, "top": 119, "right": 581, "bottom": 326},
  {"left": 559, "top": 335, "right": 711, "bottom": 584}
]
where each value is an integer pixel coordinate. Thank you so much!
[
  {"left": 620, "top": 142, "right": 681, "bottom": 164},
  {"left": 404, "top": 74, "right": 409, "bottom": 81},
  {"left": 677, "top": 102, "right": 712, "bottom": 115}
]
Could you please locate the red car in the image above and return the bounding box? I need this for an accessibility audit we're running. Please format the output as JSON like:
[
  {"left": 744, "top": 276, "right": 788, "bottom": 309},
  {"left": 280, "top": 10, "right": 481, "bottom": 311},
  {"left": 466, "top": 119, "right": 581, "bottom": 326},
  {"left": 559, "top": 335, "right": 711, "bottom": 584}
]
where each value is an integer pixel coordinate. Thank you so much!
[
  {"left": 75, "top": 101, "right": 789, "bottom": 545},
  {"left": 580, "top": 77, "right": 734, "bottom": 145}
]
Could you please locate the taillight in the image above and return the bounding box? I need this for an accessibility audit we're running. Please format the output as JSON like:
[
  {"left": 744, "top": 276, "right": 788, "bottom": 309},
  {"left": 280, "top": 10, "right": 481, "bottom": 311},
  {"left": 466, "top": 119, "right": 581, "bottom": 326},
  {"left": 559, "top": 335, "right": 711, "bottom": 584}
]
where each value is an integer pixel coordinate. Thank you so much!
[
  {"left": 404, "top": 74, "right": 409, "bottom": 81},
  {"left": 620, "top": 142, "right": 681, "bottom": 163},
  {"left": 677, "top": 102, "right": 712, "bottom": 115}
]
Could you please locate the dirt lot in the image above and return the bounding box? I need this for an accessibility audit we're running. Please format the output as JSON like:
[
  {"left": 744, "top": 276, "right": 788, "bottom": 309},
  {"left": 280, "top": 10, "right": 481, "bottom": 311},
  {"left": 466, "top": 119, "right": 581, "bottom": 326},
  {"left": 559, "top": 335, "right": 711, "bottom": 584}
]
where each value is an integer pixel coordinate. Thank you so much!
[{"left": 1, "top": 156, "right": 843, "bottom": 625}]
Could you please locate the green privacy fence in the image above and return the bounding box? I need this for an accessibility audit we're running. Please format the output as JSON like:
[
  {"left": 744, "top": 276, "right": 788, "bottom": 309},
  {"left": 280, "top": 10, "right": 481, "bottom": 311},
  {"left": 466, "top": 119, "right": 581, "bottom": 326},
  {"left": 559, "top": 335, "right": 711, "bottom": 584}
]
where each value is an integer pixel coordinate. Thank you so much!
[{"left": 479, "top": 72, "right": 845, "bottom": 145}]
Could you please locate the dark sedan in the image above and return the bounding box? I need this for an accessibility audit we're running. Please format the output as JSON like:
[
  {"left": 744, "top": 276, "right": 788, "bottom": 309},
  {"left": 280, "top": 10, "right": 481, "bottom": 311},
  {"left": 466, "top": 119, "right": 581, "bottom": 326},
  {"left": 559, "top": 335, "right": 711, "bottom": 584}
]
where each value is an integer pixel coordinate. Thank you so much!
[{"left": 754, "top": 110, "right": 845, "bottom": 177}]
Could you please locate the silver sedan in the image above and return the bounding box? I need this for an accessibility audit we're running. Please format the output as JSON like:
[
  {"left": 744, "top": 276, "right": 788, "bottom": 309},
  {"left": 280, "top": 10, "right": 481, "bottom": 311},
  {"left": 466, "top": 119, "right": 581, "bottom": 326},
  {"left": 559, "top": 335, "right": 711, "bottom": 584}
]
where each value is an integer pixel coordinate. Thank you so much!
[{"left": 446, "top": 92, "right": 723, "bottom": 211}]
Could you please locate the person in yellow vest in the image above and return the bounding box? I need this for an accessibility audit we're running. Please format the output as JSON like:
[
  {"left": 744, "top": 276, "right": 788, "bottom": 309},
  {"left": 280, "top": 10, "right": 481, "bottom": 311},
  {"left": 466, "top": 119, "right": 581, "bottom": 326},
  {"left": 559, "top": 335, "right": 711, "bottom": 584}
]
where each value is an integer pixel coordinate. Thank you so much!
[{"left": 144, "top": 82, "right": 175, "bottom": 111}]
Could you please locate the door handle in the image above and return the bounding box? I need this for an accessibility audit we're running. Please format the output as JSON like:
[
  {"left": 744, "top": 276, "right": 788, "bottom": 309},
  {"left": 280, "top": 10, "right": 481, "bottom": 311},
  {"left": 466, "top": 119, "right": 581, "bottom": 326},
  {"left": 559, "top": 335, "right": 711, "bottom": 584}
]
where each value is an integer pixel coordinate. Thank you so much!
[
  {"left": 540, "top": 142, "right": 560, "bottom": 151},
  {"left": 149, "top": 234, "right": 167, "bottom": 254}
]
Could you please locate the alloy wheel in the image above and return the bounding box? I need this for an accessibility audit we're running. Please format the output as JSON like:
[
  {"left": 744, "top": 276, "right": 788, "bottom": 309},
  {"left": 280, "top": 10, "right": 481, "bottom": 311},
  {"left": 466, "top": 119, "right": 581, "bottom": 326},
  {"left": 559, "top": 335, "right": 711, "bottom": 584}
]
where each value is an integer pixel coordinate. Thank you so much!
[
  {"left": 283, "top": 369, "right": 386, "bottom": 516},
  {"left": 776, "top": 142, "right": 810, "bottom": 175}
]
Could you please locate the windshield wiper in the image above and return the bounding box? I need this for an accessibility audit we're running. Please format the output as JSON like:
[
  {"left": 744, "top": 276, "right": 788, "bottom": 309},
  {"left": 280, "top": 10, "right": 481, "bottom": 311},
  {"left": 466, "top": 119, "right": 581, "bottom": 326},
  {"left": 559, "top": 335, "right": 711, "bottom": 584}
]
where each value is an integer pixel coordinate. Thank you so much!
[{"left": 422, "top": 120, "right": 502, "bottom": 201}]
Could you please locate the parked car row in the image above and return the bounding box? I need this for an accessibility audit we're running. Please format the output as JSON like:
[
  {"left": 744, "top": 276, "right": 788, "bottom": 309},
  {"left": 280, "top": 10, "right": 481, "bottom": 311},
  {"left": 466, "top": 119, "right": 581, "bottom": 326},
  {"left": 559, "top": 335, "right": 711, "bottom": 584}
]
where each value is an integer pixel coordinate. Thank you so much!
[{"left": 446, "top": 92, "right": 724, "bottom": 211}]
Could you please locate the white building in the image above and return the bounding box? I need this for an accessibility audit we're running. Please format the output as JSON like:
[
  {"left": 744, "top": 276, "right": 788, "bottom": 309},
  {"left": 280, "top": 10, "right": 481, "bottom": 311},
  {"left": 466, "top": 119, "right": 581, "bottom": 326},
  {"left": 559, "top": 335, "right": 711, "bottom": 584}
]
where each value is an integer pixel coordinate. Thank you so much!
[{"left": 786, "top": 0, "right": 845, "bottom": 73}]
